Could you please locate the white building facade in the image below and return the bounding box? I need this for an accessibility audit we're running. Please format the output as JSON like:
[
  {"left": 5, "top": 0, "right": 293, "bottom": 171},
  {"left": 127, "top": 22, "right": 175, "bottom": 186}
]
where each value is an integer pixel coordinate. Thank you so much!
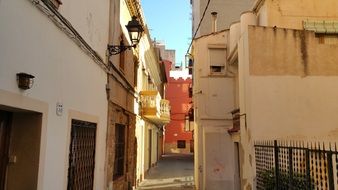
[{"left": 0, "top": 0, "right": 109, "bottom": 189}]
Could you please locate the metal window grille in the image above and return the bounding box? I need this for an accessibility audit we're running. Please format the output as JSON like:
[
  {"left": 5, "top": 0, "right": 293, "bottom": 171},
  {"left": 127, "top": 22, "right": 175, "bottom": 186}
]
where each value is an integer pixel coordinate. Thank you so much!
[
  {"left": 67, "top": 119, "right": 97, "bottom": 190},
  {"left": 255, "top": 140, "right": 338, "bottom": 190},
  {"left": 113, "top": 124, "right": 126, "bottom": 180}
]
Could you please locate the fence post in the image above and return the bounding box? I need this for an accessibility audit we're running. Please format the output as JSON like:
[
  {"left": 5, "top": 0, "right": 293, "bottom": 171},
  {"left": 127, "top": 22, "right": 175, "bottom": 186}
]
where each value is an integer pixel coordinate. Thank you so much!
[
  {"left": 305, "top": 149, "right": 311, "bottom": 189},
  {"left": 274, "top": 140, "right": 280, "bottom": 190},
  {"left": 327, "top": 152, "right": 334, "bottom": 190},
  {"left": 288, "top": 147, "right": 293, "bottom": 188}
]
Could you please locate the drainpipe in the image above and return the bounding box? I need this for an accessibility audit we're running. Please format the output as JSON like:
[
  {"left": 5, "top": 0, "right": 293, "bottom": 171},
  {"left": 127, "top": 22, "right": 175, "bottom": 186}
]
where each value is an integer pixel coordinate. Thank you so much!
[{"left": 211, "top": 12, "right": 217, "bottom": 33}]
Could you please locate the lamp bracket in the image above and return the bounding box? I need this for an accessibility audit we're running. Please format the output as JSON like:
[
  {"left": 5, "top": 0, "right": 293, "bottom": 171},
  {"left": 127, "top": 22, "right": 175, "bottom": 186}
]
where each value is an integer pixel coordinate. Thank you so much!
[{"left": 107, "top": 44, "right": 136, "bottom": 56}]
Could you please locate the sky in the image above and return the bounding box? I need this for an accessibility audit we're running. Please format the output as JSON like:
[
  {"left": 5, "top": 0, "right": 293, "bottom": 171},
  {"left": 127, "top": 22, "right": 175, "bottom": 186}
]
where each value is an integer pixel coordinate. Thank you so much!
[{"left": 141, "top": 0, "right": 191, "bottom": 66}]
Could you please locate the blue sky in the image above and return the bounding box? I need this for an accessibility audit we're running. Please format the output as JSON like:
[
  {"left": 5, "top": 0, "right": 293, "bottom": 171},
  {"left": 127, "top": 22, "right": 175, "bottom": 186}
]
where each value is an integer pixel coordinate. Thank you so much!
[{"left": 141, "top": 0, "right": 191, "bottom": 66}]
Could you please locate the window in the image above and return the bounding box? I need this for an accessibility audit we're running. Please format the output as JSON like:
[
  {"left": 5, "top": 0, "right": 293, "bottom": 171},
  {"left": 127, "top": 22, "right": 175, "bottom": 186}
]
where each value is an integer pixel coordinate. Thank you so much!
[
  {"left": 188, "top": 85, "right": 193, "bottom": 98},
  {"left": 113, "top": 124, "right": 125, "bottom": 180},
  {"left": 177, "top": 140, "right": 186, "bottom": 149},
  {"left": 210, "top": 66, "right": 222, "bottom": 73},
  {"left": 209, "top": 48, "right": 226, "bottom": 75},
  {"left": 68, "top": 119, "right": 96, "bottom": 189}
]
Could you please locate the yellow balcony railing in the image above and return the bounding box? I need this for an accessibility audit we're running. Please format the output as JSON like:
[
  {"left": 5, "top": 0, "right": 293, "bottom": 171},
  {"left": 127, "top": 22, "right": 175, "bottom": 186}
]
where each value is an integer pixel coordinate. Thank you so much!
[
  {"left": 140, "top": 90, "right": 170, "bottom": 125},
  {"left": 160, "top": 99, "right": 170, "bottom": 124}
]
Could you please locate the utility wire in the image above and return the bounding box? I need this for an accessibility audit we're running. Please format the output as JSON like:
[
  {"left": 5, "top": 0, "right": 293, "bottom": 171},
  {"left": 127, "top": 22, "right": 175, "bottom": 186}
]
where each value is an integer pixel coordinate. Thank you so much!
[{"left": 186, "top": 0, "right": 211, "bottom": 55}]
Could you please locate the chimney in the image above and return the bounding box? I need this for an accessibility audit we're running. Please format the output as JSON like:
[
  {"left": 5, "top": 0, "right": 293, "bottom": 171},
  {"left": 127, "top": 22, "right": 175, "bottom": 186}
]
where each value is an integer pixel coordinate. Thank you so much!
[{"left": 211, "top": 12, "right": 217, "bottom": 33}]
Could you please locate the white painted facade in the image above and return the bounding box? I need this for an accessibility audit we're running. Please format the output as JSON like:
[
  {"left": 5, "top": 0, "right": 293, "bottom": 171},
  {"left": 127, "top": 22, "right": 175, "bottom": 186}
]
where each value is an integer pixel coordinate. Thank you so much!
[
  {"left": 0, "top": 0, "right": 108, "bottom": 189},
  {"left": 192, "top": 30, "right": 240, "bottom": 190}
]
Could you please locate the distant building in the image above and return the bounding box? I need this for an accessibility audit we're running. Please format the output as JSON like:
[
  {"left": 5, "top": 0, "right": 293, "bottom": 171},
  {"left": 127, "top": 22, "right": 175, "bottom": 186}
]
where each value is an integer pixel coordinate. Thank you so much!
[{"left": 164, "top": 60, "right": 193, "bottom": 154}]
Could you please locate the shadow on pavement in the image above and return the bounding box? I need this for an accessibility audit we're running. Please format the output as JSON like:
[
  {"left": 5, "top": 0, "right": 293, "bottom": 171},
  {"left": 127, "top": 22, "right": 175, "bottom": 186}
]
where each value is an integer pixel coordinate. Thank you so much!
[{"left": 137, "top": 154, "right": 195, "bottom": 190}]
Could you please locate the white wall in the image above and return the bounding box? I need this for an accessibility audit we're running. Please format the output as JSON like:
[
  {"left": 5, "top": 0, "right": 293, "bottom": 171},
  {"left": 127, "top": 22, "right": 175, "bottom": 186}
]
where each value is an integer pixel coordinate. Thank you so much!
[
  {"left": 202, "top": 125, "right": 236, "bottom": 190},
  {"left": 193, "top": 31, "right": 238, "bottom": 189},
  {"left": 59, "top": 0, "right": 110, "bottom": 57},
  {"left": 0, "top": 0, "right": 108, "bottom": 189}
]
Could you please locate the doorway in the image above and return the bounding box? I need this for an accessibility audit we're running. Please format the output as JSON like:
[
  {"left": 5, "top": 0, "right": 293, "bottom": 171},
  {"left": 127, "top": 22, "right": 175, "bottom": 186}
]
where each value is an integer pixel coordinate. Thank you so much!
[
  {"left": 0, "top": 108, "right": 42, "bottom": 190},
  {"left": 0, "top": 111, "right": 11, "bottom": 189},
  {"left": 148, "top": 129, "right": 152, "bottom": 169}
]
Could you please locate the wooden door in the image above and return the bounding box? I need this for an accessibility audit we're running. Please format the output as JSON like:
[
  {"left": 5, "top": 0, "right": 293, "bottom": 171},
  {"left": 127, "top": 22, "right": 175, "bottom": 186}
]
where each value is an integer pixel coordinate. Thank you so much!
[
  {"left": 190, "top": 140, "right": 194, "bottom": 153},
  {"left": 0, "top": 111, "right": 11, "bottom": 190}
]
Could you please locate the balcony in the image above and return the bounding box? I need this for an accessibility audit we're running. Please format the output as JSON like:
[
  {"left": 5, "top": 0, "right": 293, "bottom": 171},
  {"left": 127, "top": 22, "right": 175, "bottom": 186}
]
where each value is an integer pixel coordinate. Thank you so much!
[
  {"left": 140, "top": 90, "right": 170, "bottom": 125},
  {"left": 160, "top": 99, "right": 170, "bottom": 123}
]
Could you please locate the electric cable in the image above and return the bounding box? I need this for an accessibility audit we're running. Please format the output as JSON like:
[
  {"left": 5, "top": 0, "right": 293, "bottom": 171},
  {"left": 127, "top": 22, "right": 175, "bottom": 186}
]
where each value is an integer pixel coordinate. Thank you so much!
[{"left": 186, "top": 0, "right": 212, "bottom": 55}]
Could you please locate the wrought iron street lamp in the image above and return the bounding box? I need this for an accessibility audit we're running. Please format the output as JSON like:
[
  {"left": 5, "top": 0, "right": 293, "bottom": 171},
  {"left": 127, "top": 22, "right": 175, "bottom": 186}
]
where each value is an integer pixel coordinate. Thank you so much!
[{"left": 108, "top": 16, "right": 144, "bottom": 55}]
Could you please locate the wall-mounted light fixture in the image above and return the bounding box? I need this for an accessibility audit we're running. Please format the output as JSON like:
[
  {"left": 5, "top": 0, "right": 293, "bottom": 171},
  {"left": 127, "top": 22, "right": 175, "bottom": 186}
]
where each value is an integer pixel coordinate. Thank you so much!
[
  {"left": 108, "top": 16, "right": 144, "bottom": 56},
  {"left": 16, "top": 72, "right": 35, "bottom": 90}
]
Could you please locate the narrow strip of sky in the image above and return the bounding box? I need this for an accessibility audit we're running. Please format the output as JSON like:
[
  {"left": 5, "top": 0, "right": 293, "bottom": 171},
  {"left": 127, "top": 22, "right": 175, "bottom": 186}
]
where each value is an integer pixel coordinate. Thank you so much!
[{"left": 141, "top": 0, "right": 191, "bottom": 66}]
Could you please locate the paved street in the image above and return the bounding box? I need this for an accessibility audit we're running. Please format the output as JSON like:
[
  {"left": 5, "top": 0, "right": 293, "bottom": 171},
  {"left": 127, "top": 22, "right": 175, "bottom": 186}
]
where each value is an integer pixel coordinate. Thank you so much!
[{"left": 137, "top": 154, "right": 195, "bottom": 190}]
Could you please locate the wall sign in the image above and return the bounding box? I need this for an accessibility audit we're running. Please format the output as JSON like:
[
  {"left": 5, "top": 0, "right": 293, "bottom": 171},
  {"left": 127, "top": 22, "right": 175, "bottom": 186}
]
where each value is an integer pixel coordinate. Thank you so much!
[{"left": 56, "top": 102, "right": 63, "bottom": 116}]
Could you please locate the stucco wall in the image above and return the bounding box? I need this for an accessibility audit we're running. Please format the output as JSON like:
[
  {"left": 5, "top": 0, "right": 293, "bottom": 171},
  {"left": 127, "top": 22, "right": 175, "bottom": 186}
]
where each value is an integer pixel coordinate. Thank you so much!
[
  {"left": 164, "top": 77, "right": 193, "bottom": 154},
  {"left": 202, "top": 125, "right": 237, "bottom": 190},
  {"left": 258, "top": 0, "right": 338, "bottom": 29},
  {"left": 247, "top": 26, "right": 338, "bottom": 140},
  {"left": 193, "top": 31, "right": 238, "bottom": 189},
  {"left": 58, "top": 0, "right": 109, "bottom": 57},
  {"left": 237, "top": 25, "right": 338, "bottom": 189},
  {"left": 0, "top": 0, "right": 108, "bottom": 189}
]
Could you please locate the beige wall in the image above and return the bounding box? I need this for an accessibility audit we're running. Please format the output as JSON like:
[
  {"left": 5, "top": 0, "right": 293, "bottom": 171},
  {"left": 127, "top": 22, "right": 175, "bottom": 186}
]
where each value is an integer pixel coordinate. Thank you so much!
[
  {"left": 202, "top": 126, "right": 237, "bottom": 190},
  {"left": 236, "top": 25, "right": 338, "bottom": 189},
  {"left": 256, "top": 0, "right": 338, "bottom": 29},
  {"left": 193, "top": 31, "right": 239, "bottom": 189},
  {"left": 247, "top": 26, "right": 338, "bottom": 140},
  {"left": 249, "top": 26, "right": 338, "bottom": 76}
]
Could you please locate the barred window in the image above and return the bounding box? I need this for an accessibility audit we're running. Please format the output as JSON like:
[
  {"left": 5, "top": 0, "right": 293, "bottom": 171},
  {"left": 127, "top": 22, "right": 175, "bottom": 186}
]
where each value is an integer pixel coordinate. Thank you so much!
[
  {"left": 113, "top": 124, "right": 126, "bottom": 180},
  {"left": 177, "top": 140, "right": 186, "bottom": 149}
]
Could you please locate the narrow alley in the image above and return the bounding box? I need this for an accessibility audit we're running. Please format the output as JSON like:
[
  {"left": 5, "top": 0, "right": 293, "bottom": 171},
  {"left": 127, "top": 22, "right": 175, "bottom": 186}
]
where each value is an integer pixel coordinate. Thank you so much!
[
  {"left": 138, "top": 154, "right": 194, "bottom": 190},
  {"left": 2, "top": 0, "right": 338, "bottom": 190}
]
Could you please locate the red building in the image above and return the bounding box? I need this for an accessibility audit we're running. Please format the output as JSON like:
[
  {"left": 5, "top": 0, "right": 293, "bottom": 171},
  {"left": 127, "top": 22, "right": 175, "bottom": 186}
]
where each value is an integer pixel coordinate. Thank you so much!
[{"left": 164, "top": 60, "right": 193, "bottom": 154}]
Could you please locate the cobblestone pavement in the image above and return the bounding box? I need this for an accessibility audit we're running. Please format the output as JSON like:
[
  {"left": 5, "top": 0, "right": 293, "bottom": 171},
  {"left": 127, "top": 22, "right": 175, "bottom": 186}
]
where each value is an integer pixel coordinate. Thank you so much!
[{"left": 137, "top": 154, "right": 195, "bottom": 190}]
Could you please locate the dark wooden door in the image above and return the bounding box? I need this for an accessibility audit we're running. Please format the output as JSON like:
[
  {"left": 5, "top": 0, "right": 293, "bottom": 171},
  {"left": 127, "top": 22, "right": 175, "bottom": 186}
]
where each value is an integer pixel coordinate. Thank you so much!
[
  {"left": 190, "top": 140, "right": 194, "bottom": 153},
  {"left": 0, "top": 111, "right": 11, "bottom": 190}
]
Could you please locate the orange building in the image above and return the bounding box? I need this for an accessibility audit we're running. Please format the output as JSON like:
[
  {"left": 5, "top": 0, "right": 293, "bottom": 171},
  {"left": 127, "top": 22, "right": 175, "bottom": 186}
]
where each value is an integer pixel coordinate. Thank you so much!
[{"left": 163, "top": 60, "right": 193, "bottom": 154}]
